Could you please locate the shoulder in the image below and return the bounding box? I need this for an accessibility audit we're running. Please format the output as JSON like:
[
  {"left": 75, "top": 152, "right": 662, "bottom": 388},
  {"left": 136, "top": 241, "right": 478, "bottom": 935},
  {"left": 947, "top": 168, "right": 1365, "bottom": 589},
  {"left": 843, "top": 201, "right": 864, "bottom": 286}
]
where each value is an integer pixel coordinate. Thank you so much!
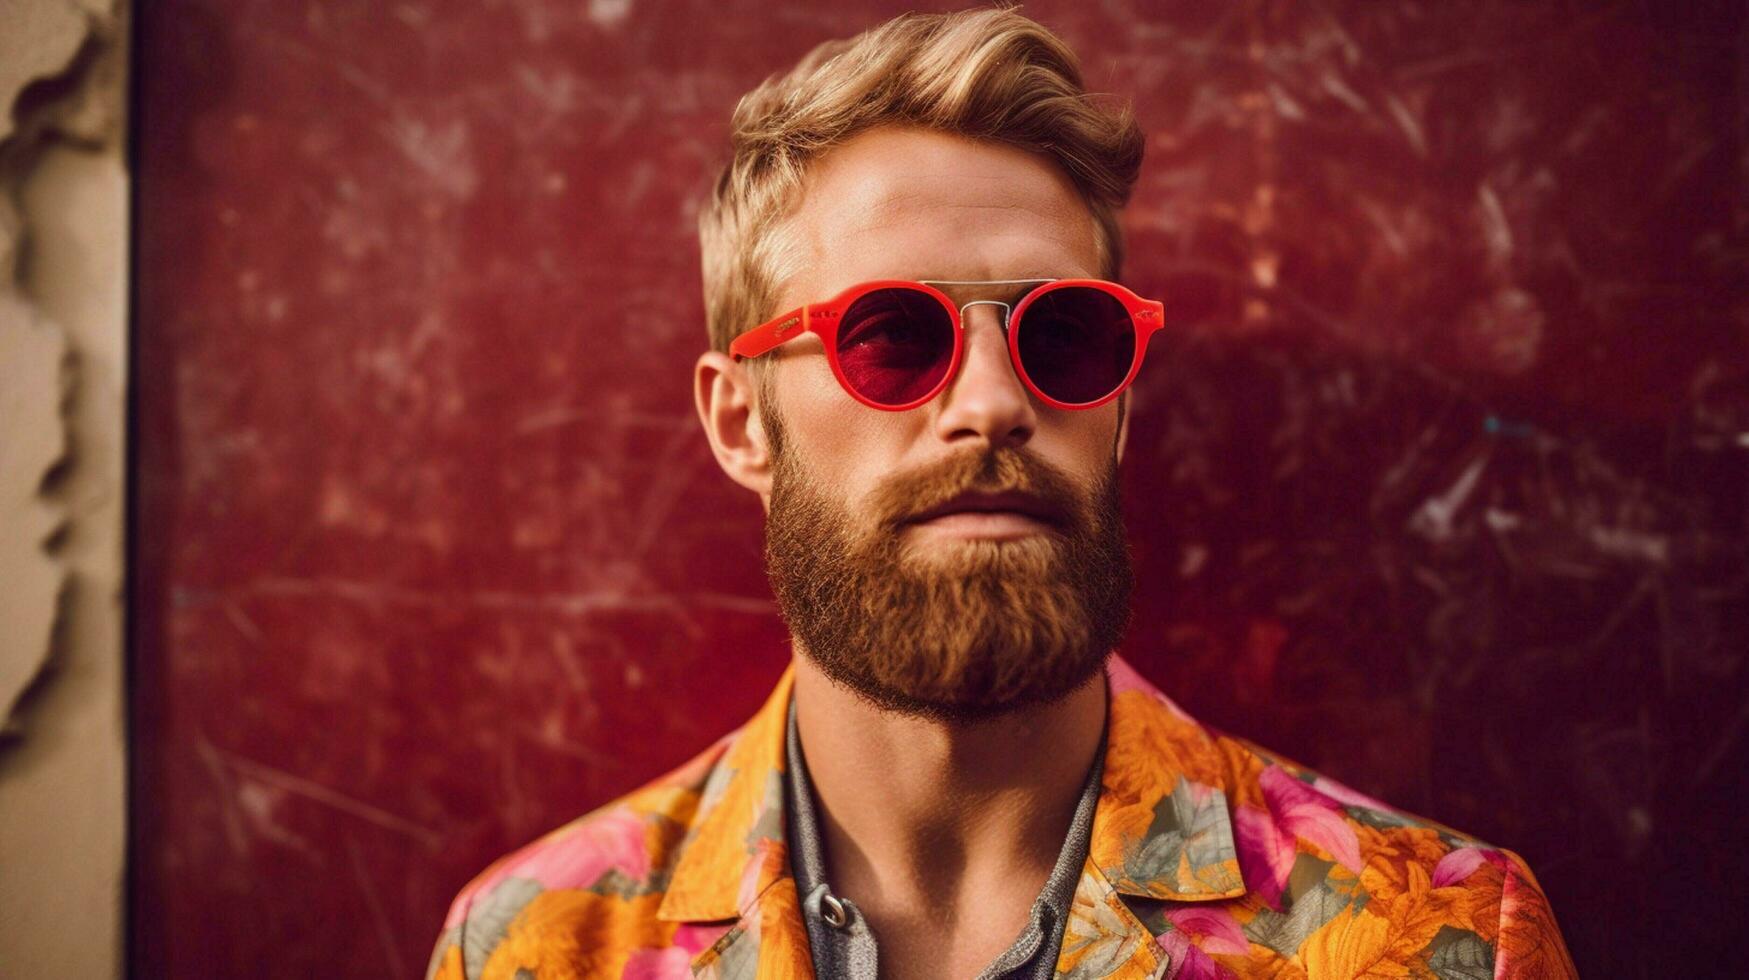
[
  {"left": 1214, "top": 729, "right": 1577, "bottom": 976},
  {"left": 1107, "top": 663, "right": 1521, "bottom": 890},
  {"left": 1218, "top": 728, "right": 1507, "bottom": 886},
  {"left": 425, "top": 731, "right": 736, "bottom": 980},
  {"left": 1102, "top": 666, "right": 1575, "bottom": 975}
]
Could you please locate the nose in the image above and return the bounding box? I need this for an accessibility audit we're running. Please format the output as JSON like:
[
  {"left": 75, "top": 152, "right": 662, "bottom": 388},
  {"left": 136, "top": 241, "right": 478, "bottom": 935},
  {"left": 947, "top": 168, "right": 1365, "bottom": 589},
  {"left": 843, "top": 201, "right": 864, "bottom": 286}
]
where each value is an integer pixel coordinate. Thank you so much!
[{"left": 933, "top": 302, "right": 1037, "bottom": 449}]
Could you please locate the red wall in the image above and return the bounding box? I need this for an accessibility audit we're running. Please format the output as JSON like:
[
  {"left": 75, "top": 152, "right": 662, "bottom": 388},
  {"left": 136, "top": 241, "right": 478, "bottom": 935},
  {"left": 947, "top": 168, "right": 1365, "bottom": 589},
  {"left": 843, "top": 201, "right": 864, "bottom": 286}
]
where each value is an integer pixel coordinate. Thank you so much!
[{"left": 134, "top": 2, "right": 1747, "bottom": 976}]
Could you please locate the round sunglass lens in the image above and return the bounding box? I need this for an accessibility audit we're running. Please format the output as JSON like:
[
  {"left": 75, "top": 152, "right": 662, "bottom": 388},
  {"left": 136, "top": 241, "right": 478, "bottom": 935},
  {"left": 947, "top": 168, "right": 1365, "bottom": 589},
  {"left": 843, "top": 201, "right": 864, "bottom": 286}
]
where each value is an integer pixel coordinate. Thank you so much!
[
  {"left": 834, "top": 288, "right": 955, "bottom": 407},
  {"left": 1015, "top": 287, "right": 1136, "bottom": 405}
]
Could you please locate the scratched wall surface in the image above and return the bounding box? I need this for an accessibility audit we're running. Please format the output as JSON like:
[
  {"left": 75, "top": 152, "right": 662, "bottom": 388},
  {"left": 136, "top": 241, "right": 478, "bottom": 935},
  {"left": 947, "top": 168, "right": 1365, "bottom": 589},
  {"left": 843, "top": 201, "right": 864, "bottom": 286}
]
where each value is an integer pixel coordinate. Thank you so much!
[{"left": 133, "top": 2, "right": 1747, "bottom": 977}]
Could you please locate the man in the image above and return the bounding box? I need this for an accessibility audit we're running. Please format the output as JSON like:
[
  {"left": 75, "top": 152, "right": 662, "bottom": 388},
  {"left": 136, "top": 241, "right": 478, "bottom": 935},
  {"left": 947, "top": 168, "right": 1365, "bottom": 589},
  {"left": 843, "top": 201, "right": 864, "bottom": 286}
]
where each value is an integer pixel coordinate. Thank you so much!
[{"left": 428, "top": 9, "right": 1576, "bottom": 979}]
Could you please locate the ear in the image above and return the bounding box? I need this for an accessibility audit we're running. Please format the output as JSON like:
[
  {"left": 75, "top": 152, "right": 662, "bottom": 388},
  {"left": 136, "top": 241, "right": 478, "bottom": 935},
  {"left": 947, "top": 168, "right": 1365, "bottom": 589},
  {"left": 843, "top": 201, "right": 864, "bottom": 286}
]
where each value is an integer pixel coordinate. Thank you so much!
[{"left": 694, "top": 350, "right": 773, "bottom": 504}]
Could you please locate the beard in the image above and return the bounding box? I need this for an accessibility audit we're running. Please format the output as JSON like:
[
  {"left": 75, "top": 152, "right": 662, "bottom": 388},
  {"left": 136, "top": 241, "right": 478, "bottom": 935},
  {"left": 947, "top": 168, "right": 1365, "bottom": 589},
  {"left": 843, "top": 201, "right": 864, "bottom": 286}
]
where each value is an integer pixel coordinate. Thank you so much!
[{"left": 761, "top": 407, "right": 1134, "bottom": 723}]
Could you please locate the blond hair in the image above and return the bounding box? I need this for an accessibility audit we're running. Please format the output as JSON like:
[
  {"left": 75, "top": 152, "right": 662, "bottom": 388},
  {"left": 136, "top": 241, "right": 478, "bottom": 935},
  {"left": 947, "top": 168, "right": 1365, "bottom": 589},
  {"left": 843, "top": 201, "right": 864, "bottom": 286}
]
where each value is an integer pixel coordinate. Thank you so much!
[{"left": 698, "top": 7, "right": 1145, "bottom": 354}]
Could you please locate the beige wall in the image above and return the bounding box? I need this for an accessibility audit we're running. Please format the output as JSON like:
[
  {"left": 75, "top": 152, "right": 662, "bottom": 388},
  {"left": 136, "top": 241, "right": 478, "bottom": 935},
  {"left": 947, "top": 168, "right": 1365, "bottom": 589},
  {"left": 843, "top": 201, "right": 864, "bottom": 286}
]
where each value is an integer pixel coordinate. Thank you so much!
[{"left": 0, "top": 1, "right": 129, "bottom": 975}]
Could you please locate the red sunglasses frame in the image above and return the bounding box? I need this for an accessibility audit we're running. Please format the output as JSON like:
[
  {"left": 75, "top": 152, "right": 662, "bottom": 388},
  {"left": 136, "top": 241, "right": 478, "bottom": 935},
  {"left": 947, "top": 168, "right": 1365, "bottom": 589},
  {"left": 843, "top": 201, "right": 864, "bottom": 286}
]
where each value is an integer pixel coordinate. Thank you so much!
[{"left": 728, "top": 278, "right": 1167, "bottom": 412}]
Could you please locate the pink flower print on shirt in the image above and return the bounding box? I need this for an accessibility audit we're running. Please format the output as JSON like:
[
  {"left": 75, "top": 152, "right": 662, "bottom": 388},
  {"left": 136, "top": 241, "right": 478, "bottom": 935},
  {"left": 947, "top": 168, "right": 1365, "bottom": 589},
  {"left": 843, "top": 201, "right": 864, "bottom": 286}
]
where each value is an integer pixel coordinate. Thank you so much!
[{"left": 1233, "top": 765, "right": 1364, "bottom": 909}]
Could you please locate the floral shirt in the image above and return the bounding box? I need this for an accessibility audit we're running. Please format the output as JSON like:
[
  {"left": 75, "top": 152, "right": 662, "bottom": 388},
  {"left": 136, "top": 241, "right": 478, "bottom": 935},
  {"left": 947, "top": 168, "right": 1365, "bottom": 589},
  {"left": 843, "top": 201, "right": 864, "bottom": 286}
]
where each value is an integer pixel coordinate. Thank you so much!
[{"left": 427, "top": 656, "right": 1577, "bottom": 979}]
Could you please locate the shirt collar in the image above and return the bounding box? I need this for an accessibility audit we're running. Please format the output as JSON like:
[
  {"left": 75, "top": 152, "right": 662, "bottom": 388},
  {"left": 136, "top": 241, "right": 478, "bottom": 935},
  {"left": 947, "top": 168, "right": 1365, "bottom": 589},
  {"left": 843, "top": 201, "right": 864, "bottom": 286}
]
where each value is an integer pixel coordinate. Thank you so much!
[
  {"left": 656, "top": 655, "right": 1246, "bottom": 924},
  {"left": 1086, "top": 656, "right": 1247, "bottom": 902},
  {"left": 656, "top": 666, "right": 796, "bottom": 923}
]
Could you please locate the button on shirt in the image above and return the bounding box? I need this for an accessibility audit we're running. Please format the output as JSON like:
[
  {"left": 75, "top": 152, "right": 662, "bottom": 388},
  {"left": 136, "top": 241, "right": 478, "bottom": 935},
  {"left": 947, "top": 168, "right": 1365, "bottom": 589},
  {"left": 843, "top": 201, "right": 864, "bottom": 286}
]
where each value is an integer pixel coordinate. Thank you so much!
[{"left": 783, "top": 698, "right": 1105, "bottom": 980}]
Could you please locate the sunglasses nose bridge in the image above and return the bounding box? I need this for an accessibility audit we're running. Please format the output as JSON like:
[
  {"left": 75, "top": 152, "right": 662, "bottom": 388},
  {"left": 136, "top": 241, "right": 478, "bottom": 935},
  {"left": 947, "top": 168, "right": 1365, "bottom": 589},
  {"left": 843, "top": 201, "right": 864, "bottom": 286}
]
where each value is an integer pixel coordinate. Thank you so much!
[
  {"left": 956, "top": 299, "right": 1013, "bottom": 333},
  {"left": 945, "top": 298, "right": 1028, "bottom": 399}
]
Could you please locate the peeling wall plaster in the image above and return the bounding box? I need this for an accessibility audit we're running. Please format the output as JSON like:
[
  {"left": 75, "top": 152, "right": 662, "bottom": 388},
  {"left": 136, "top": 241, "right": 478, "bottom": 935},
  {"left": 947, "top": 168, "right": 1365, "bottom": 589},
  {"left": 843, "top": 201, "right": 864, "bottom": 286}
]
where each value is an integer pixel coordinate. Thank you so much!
[
  {"left": 0, "top": 0, "right": 129, "bottom": 976},
  {"left": 0, "top": 294, "right": 67, "bottom": 727}
]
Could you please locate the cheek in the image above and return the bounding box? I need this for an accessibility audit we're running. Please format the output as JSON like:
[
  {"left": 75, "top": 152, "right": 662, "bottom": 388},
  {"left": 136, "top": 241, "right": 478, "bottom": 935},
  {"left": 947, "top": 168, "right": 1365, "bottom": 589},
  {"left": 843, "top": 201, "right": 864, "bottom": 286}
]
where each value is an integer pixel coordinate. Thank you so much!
[
  {"left": 788, "top": 398, "right": 936, "bottom": 506},
  {"left": 1041, "top": 407, "right": 1122, "bottom": 466},
  {"left": 778, "top": 365, "right": 897, "bottom": 471}
]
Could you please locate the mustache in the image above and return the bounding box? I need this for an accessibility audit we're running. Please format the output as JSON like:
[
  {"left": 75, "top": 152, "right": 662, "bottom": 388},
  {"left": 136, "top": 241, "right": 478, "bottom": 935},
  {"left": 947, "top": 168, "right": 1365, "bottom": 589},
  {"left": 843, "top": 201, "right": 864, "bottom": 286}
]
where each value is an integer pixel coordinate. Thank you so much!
[{"left": 868, "top": 445, "right": 1093, "bottom": 532}]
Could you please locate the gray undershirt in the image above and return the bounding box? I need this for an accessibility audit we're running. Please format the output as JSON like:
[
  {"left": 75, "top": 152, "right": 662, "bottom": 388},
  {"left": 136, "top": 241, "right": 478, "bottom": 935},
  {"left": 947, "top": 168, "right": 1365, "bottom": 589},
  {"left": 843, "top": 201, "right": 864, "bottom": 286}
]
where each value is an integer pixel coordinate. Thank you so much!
[{"left": 783, "top": 698, "right": 1105, "bottom": 980}]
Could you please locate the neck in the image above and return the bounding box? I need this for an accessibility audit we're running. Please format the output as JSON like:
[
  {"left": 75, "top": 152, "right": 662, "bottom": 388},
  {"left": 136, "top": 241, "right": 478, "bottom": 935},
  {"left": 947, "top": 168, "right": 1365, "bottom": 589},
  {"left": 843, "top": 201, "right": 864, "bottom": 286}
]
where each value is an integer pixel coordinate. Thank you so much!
[{"left": 790, "top": 650, "right": 1107, "bottom": 914}]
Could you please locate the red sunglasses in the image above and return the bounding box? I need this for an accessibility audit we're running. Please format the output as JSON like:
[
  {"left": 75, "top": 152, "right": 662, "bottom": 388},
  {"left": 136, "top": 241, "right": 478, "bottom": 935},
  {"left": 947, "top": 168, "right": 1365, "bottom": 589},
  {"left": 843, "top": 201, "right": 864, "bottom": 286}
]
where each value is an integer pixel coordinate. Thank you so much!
[{"left": 728, "top": 278, "right": 1166, "bottom": 411}]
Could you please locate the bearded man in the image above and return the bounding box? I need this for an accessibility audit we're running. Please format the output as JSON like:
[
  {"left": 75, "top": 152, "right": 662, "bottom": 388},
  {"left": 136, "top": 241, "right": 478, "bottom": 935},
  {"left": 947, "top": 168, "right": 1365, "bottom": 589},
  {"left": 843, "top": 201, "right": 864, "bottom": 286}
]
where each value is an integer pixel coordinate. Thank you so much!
[{"left": 428, "top": 9, "right": 1576, "bottom": 979}]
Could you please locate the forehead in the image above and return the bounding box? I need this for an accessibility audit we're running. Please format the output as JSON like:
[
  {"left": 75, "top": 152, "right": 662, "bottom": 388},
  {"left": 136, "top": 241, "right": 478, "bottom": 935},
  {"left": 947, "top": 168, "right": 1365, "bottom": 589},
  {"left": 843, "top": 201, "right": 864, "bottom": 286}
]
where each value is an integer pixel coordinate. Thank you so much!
[{"left": 781, "top": 127, "right": 1102, "bottom": 302}]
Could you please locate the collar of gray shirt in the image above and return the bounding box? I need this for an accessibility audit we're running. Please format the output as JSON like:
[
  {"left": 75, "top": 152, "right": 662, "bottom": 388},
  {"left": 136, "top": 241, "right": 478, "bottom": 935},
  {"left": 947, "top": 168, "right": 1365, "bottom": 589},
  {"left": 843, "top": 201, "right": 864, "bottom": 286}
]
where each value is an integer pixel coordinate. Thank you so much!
[{"left": 783, "top": 694, "right": 1107, "bottom": 980}]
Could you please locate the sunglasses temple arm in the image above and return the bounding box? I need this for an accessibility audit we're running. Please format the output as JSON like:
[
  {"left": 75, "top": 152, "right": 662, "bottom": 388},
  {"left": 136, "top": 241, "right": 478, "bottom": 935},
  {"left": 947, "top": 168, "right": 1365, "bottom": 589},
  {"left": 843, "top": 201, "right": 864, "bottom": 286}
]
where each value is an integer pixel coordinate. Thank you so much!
[
  {"left": 1137, "top": 300, "right": 1167, "bottom": 348},
  {"left": 729, "top": 305, "right": 808, "bottom": 361}
]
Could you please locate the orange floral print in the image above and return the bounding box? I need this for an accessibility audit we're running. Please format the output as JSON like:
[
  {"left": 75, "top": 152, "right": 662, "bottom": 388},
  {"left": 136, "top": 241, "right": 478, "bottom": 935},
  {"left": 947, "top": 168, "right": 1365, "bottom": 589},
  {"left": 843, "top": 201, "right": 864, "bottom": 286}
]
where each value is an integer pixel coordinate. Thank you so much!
[{"left": 428, "top": 658, "right": 1577, "bottom": 979}]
